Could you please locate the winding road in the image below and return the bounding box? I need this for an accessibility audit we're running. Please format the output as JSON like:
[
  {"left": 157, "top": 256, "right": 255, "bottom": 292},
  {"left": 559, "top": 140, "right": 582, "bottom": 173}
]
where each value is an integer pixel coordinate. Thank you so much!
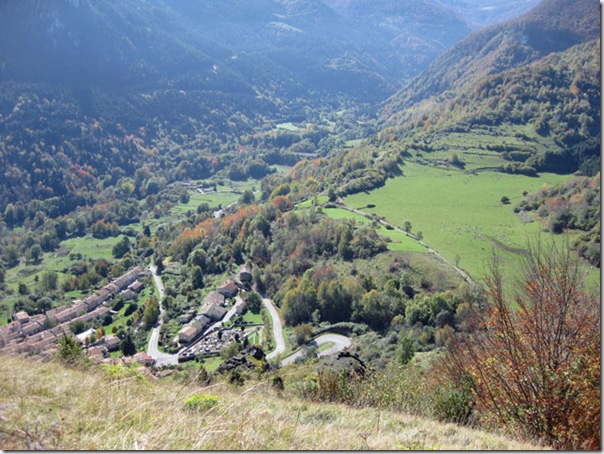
[
  {"left": 262, "top": 298, "right": 285, "bottom": 360},
  {"left": 146, "top": 264, "right": 179, "bottom": 366},
  {"left": 262, "top": 297, "right": 351, "bottom": 367},
  {"left": 280, "top": 333, "right": 352, "bottom": 367}
]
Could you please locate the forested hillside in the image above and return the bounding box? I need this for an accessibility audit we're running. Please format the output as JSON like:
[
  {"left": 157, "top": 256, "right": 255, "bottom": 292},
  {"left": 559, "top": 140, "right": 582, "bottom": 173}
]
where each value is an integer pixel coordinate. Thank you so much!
[
  {"left": 381, "top": 0, "right": 600, "bottom": 113},
  {"left": 0, "top": 0, "right": 599, "bottom": 451}
]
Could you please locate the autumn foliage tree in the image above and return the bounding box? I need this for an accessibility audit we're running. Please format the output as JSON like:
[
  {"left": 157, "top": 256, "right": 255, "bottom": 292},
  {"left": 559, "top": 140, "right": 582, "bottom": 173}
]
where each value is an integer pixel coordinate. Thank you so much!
[{"left": 442, "top": 240, "right": 600, "bottom": 449}]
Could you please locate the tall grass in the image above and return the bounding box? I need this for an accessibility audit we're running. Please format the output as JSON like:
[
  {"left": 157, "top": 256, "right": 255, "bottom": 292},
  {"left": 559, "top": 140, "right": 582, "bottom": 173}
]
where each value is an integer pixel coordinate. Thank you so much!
[{"left": 0, "top": 356, "right": 546, "bottom": 450}]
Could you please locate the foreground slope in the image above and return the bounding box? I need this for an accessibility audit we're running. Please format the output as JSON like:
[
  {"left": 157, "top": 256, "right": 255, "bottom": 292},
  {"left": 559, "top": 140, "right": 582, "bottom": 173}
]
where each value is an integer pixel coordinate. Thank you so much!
[{"left": 0, "top": 356, "right": 545, "bottom": 450}]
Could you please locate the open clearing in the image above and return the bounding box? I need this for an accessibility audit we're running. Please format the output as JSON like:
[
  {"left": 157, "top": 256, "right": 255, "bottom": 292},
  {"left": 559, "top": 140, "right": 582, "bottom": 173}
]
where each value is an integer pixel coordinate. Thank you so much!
[
  {"left": 322, "top": 207, "right": 427, "bottom": 253},
  {"left": 344, "top": 162, "right": 573, "bottom": 282}
]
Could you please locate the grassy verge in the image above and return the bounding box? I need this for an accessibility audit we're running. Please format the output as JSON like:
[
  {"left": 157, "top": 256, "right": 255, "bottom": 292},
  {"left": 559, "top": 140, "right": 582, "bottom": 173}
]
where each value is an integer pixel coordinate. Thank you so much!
[
  {"left": 242, "top": 309, "right": 263, "bottom": 325},
  {"left": 200, "top": 355, "right": 223, "bottom": 373},
  {"left": 316, "top": 342, "right": 335, "bottom": 353},
  {"left": 260, "top": 306, "right": 274, "bottom": 353}
]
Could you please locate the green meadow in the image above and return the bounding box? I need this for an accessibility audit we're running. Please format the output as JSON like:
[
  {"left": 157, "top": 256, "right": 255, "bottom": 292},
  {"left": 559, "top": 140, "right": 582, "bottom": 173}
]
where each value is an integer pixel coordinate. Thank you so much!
[
  {"left": 322, "top": 207, "right": 427, "bottom": 253},
  {"left": 5, "top": 236, "right": 121, "bottom": 292},
  {"left": 171, "top": 191, "right": 240, "bottom": 215},
  {"left": 344, "top": 162, "right": 574, "bottom": 283},
  {"left": 1, "top": 235, "right": 123, "bottom": 322},
  {"left": 276, "top": 122, "right": 301, "bottom": 131}
]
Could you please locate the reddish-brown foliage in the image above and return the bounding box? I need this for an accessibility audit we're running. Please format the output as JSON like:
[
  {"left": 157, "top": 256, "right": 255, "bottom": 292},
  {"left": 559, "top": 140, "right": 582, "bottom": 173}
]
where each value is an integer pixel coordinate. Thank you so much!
[{"left": 443, "top": 240, "right": 600, "bottom": 449}]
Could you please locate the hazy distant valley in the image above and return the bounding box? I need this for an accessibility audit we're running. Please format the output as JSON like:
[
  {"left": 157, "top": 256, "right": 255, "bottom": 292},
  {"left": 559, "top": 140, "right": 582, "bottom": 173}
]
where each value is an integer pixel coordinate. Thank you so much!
[{"left": 0, "top": 0, "right": 600, "bottom": 450}]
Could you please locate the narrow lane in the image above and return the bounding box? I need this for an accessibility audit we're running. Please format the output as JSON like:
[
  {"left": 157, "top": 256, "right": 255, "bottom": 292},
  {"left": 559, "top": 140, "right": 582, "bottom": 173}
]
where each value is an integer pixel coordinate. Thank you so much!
[
  {"left": 280, "top": 333, "right": 351, "bottom": 367},
  {"left": 263, "top": 298, "right": 285, "bottom": 360},
  {"left": 146, "top": 264, "right": 179, "bottom": 366}
]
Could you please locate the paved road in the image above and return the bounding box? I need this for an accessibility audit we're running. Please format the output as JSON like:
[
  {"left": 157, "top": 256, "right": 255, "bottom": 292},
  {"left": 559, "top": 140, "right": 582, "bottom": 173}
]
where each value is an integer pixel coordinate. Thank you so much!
[
  {"left": 146, "top": 264, "right": 179, "bottom": 366},
  {"left": 263, "top": 298, "right": 285, "bottom": 360},
  {"left": 280, "top": 333, "right": 352, "bottom": 367}
]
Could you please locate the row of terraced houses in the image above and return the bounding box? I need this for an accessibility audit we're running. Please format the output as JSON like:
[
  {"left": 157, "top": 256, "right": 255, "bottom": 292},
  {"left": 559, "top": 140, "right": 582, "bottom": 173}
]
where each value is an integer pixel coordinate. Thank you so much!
[{"left": 0, "top": 266, "right": 146, "bottom": 359}]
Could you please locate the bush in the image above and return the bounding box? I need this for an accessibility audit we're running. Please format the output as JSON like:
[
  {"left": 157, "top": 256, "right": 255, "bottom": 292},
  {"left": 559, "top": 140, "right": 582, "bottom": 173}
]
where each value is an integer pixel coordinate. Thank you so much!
[
  {"left": 56, "top": 333, "right": 88, "bottom": 367},
  {"left": 432, "top": 372, "right": 474, "bottom": 425},
  {"left": 184, "top": 394, "right": 219, "bottom": 412},
  {"left": 100, "top": 363, "right": 146, "bottom": 382},
  {"left": 443, "top": 241, "right": 600, "bottom": 450}
]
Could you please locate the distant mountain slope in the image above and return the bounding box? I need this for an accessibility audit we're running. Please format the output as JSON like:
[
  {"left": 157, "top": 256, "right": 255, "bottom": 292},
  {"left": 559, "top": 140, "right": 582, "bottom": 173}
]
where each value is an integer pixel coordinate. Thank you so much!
[
  {"left": 436, "top": 0, "right": 542, "bottom": 28},
  {"left": 0, "top": 0, "right": 481, "bottom": 218},
  {"left": 0, "top": 0, "right": 475, "bottom": 103},
  {"left": 381, "top": 0, "right": 600, "bottom": 116},
  {"left": 321, "top": 0, "right": 473, "bottom": 80},
  {"left": 377, "top": 0, "right": 600, "bottom": 177}
]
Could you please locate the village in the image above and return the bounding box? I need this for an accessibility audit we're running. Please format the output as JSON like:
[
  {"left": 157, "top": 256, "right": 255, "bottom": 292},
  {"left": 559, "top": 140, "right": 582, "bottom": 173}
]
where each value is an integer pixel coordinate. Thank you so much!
[
  {"left": 0, "top": 266, "right": 146, "bottom": 360},
  {"left": 0, "top": 262, "right": 266, "bottom": 372},
  {"left": 175, "top": 264, "right": 258, "bottom": 363}
]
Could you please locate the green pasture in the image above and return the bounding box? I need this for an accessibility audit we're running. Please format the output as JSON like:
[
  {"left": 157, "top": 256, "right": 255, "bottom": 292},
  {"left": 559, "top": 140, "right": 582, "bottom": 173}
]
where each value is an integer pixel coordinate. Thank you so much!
[
  {"left": 345, "top": 138, "right": 364, "bottom": 148},
  {"left": 171, "top": 191, "right": 240, "bottom": 215},
  {"left": 325, "top": 250, "right": 462, "bottom": 292},
  {"left": 344, "top": 162, "right": 574, "bottom": 283},
  {"left": 61, "top": 236, "right": 122, "bottom": 261},
  {"left": 3, "top": 235, "right": 120, "bottom": 297},
  {"left": 246, "top": 327, "right": 261, "bottom": 345},
  {"left": 403, "top": 123, "right": 561, "bottom": 171},
  {"left": 276, "top": 122, "right": 301, "bottom": 131},
  {"left": 321, "top": 207, "right": 426, "bottom": 253},
  {"left": 296, "top": 195, "right": 329, "bottom": 209},
  {"left": 322, "top": 207, "right": 370, "bottom": 224},
  {"left": 242, "top": 309, "right": 263, "bottom": 325}
]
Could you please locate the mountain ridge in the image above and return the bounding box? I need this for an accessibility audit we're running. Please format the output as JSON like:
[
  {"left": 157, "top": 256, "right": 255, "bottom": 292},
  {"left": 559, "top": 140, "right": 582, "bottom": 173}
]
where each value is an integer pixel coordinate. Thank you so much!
[{"left": 380, "top": 0, "right": 600, "bottom": 117}]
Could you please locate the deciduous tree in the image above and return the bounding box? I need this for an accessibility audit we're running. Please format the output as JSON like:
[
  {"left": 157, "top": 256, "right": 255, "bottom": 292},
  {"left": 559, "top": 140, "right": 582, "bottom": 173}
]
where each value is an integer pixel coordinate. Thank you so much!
[{"left": 443, "top": 240, "right": 600, "bottom": 450}]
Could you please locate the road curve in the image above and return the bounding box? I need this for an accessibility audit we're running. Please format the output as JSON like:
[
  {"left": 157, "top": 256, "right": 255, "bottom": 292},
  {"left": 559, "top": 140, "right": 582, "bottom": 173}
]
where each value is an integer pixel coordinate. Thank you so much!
[
  {"left": 280, "top": 333, "right": 352, "bottom": 367},
  {"left": 263, "top": 298, "right": 285, "bottom": 360},
  {"left": 147, "top": 264, "right": 179, "bottom": 366}
]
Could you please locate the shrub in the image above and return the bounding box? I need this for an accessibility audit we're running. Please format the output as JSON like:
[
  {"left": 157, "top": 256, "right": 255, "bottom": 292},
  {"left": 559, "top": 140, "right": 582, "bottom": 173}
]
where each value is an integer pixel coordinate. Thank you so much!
[
  {"left": 183, "top": 394, "right": 219, "bottom": 412},
  {"left": 56, "top": 333, "right": 88, "bottom": 367},
  {"left": 432, "top": 372, "right": 474, "bottom": 425},
  {"left": 443, "top": 240, "right": 600, "bottom": 450},
  {"left": 100, "top": 363, "right": 146, "bottom": 382}
]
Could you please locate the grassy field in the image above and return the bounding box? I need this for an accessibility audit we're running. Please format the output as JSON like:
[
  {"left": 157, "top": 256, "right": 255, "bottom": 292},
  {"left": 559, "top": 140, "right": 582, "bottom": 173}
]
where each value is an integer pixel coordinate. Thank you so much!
[
  {"left": 1, "top": 235, "right": 123, "bottom": 322},
  {"left": 323, "top": 250, "right": 462, "bottom": 293},
  {"left": 344, "top": 162, "right": 574, "bottom": 283},
  {"left": 402, "top": 123, "right": 562, "bottom": 172},
  {"left": 0, "top": 355, "right": 546, "bottom": 450},
  {"left": 171, "top": 191, "right": 240, "bottom": 215},
  {"left": 61, "top": 236, "right": 122, "bottom": 261},
  {"left": 276, "top": 122, "right": 301, "bottom": 131},
  {"left": 246, "top": 327, "right": 261, "bottom": 345},
  {"left": 321, "top": 207, "right": 427, "bottom": 253},
  {"left": 242, "top": 309, "right": 263, "bottom": 325},
  {"left": 200, "top": 355, "right": 224, "bottom": 373}
]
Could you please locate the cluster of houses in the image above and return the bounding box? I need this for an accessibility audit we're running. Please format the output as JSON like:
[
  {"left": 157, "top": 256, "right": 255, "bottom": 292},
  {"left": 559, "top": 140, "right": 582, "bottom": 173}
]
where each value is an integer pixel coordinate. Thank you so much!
[
  {"left": 186, "top": 326, "right": 256, "bottom": 357},
  {"left": 176, "top": 264, "right": 253, "bottom": 360},
  {"left": 0, "top": 267, "right": 146, "bottom": 359}
]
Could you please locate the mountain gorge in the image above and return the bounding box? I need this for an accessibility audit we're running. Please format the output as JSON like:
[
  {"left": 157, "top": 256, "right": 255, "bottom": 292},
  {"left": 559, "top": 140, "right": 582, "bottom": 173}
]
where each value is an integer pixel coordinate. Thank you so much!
[{"left": 0, "top": 0, "right": 483, "bottom": 218}]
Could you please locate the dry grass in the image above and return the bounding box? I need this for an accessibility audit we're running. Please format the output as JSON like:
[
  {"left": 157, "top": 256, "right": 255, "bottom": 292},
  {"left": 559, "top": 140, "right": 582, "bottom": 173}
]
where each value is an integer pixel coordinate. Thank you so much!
[{"left": 0, "top": 356, "right": 547, "bottom": 450}]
